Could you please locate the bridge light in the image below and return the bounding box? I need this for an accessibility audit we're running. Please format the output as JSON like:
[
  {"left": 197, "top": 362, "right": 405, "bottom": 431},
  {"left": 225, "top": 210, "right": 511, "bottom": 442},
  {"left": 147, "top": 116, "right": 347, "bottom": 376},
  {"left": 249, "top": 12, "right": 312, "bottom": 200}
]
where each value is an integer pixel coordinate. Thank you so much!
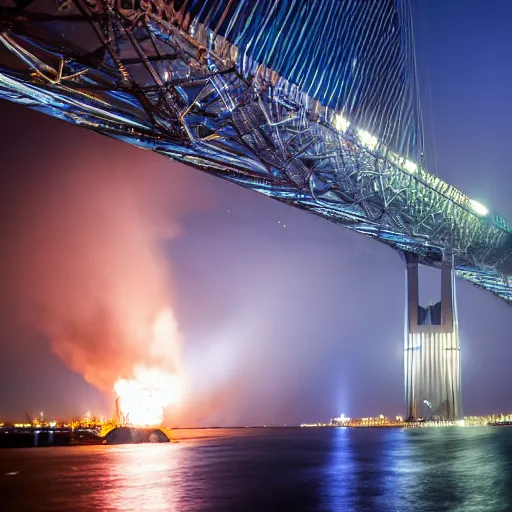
[
  {"left": 403, "top": 159, "right": 417, "bottom": 173},
  {"left": 334, "top": 113, "right": 350, "bottom": 132},
  {"left": 357, "top": 129, "right": 378, "bottom": 151},
  {"left": 470, "top": 199, "right": 488, "bottom": 216}
]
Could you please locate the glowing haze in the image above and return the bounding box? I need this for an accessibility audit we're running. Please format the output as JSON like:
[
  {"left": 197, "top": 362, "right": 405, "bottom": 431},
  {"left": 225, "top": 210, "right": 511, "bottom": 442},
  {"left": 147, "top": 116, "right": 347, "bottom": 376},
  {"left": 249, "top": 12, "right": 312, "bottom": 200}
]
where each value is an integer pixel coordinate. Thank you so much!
[{"left": 3, "top": 114, "right": 211, "bottom": 424}]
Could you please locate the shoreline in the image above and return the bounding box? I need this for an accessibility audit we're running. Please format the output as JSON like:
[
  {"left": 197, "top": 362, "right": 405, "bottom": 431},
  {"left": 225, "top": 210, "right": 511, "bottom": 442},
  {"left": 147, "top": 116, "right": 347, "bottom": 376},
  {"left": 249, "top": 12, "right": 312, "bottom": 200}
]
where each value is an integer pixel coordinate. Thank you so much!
[{"left": 2, "top": 422, "right": 510, "bottom": 449}]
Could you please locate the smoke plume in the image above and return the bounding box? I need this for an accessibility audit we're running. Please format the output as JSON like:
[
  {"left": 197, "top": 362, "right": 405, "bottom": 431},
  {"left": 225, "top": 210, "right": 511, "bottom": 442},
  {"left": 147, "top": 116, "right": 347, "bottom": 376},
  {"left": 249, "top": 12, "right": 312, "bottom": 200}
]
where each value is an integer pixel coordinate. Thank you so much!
[{"left": 2, "top": 104, "right": 212, "bottom": 413}]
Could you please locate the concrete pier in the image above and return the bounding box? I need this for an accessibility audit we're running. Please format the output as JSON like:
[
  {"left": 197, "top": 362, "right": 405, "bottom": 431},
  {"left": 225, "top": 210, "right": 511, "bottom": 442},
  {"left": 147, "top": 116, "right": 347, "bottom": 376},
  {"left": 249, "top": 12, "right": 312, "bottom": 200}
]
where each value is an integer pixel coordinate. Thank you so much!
[{"left": 403, "top": 253, "right": 462, "bottom": 421}]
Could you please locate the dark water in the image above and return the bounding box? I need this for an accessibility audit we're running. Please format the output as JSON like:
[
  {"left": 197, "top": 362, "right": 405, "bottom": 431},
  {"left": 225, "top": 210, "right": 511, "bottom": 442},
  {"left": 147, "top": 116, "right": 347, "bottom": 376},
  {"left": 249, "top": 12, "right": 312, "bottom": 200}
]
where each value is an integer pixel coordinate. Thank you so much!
[{"left": 1, "top": 427, "right": 511, "bottom": 511}]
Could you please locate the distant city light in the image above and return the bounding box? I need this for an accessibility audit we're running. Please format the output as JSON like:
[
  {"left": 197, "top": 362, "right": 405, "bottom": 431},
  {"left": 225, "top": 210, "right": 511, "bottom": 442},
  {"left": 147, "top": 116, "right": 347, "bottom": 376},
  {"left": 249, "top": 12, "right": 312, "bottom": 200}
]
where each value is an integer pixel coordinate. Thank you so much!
[
  {"left": 357, "top": 129, "right": 378, "bottom": 151},
  {"left": 334, "top": 113, "right": 350, "bottom": 132},
  {"left": 334, "top": 413, "right": 350, "bottom": 423},
  {"left": 469, "top": 199, "right": 489, "bottom": 216}
]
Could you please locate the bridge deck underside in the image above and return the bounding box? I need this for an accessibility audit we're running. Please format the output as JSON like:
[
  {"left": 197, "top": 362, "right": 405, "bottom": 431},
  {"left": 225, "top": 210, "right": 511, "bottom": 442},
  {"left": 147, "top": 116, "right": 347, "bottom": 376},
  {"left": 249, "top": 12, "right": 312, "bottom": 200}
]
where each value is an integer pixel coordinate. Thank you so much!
[{"left": 0, "top": 0, "right": 510, "bottom": 304}]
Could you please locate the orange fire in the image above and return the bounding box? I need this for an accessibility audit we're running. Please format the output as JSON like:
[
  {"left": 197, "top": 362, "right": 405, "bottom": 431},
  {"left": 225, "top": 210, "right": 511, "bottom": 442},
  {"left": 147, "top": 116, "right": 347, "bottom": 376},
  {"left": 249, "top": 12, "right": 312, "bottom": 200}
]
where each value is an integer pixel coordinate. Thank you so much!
[
  {"left": 113, "top": 307, "right": 183, "bottom": 426},
  {"left": 114, "top": 366, "right": 182, "bottom": 426}
]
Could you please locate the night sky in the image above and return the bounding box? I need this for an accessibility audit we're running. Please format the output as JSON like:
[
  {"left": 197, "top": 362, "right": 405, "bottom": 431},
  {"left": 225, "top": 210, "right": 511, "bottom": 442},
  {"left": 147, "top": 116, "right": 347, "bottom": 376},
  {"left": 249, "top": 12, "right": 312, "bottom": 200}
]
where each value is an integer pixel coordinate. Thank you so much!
[{"left": 1, "top": 0, "right": 511, "bottom": 426}]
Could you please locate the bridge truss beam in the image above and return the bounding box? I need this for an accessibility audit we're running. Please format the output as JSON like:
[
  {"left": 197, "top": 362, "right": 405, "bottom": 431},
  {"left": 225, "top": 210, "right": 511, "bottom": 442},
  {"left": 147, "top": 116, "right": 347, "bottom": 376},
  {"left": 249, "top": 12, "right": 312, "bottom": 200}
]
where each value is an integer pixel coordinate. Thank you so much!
[{"left": 0, "top": 0, "right": 510, "bottom": 303}]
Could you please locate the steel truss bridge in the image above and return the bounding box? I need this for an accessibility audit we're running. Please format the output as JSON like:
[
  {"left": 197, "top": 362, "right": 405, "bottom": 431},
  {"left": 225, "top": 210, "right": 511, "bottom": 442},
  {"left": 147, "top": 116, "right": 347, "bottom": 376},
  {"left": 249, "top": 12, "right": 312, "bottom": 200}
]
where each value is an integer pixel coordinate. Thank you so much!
[{"left": 0, "top": 0, "right": 511, "bottom": 304}]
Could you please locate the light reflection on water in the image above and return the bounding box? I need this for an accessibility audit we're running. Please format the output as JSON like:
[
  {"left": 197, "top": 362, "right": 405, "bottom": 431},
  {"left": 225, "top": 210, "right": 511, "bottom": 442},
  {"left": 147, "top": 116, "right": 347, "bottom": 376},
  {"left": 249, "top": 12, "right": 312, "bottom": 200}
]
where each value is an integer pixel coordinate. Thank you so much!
[
  {"left": 0, "top": 428, "right": 511, "bottom": 511},
  {"left": 323, "top": 427, "right": 511, "bottom": 512},
  {"left": 93, "top": 444, "right": 180, "bottom": 511}
]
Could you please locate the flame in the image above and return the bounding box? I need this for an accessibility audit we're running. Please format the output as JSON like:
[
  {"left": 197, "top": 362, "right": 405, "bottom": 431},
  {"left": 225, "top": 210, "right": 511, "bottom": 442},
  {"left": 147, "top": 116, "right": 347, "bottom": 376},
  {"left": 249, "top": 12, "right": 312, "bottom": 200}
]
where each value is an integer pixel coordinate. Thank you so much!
[
  {"left": 115, "top": 366, "right": 182, "bottom": 426},
  {"left": 113, "top": 307, "right": 183, "bottom": 426}
]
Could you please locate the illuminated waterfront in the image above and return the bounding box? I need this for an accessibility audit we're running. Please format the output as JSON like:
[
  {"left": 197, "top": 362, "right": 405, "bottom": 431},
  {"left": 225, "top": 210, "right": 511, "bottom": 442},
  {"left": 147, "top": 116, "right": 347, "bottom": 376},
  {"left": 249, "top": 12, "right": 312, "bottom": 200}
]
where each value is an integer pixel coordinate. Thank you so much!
[
  {"left": 300, "top": 412, "right": 512, "bottom": 429},
  {"left": 2, "top": 410, "right": 511, "bottom": 436}
]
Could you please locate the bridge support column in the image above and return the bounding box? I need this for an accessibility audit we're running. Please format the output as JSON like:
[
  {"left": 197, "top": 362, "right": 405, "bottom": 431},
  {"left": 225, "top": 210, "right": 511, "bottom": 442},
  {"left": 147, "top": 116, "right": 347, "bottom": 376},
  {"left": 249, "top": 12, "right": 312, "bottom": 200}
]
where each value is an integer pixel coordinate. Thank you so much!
[{"left": 403, "top": 253, "right": 462, "bottom": 421}]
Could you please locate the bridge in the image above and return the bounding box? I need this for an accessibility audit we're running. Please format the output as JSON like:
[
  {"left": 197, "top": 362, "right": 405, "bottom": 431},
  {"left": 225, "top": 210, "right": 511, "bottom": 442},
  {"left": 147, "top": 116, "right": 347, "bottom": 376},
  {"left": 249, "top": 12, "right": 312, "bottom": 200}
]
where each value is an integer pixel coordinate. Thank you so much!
[{"left": 0, "top": 0, "right": 510, "bottom": 420}]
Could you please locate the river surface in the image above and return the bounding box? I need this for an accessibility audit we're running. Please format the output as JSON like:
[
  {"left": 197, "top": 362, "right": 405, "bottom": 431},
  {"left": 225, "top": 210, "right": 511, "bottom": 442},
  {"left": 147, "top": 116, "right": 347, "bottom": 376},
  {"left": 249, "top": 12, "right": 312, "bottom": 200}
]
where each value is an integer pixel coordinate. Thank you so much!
[{"left": 1, "top": 427, "right": 511, "bottom": 511}]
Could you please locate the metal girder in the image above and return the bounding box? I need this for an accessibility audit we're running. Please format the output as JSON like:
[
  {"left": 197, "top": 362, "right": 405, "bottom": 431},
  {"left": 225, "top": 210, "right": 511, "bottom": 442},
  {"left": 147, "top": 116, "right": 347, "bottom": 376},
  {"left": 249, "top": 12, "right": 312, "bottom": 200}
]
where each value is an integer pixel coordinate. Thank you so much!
[{"left": 0, "top": 0, "right": 510, "bottom": 304}]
